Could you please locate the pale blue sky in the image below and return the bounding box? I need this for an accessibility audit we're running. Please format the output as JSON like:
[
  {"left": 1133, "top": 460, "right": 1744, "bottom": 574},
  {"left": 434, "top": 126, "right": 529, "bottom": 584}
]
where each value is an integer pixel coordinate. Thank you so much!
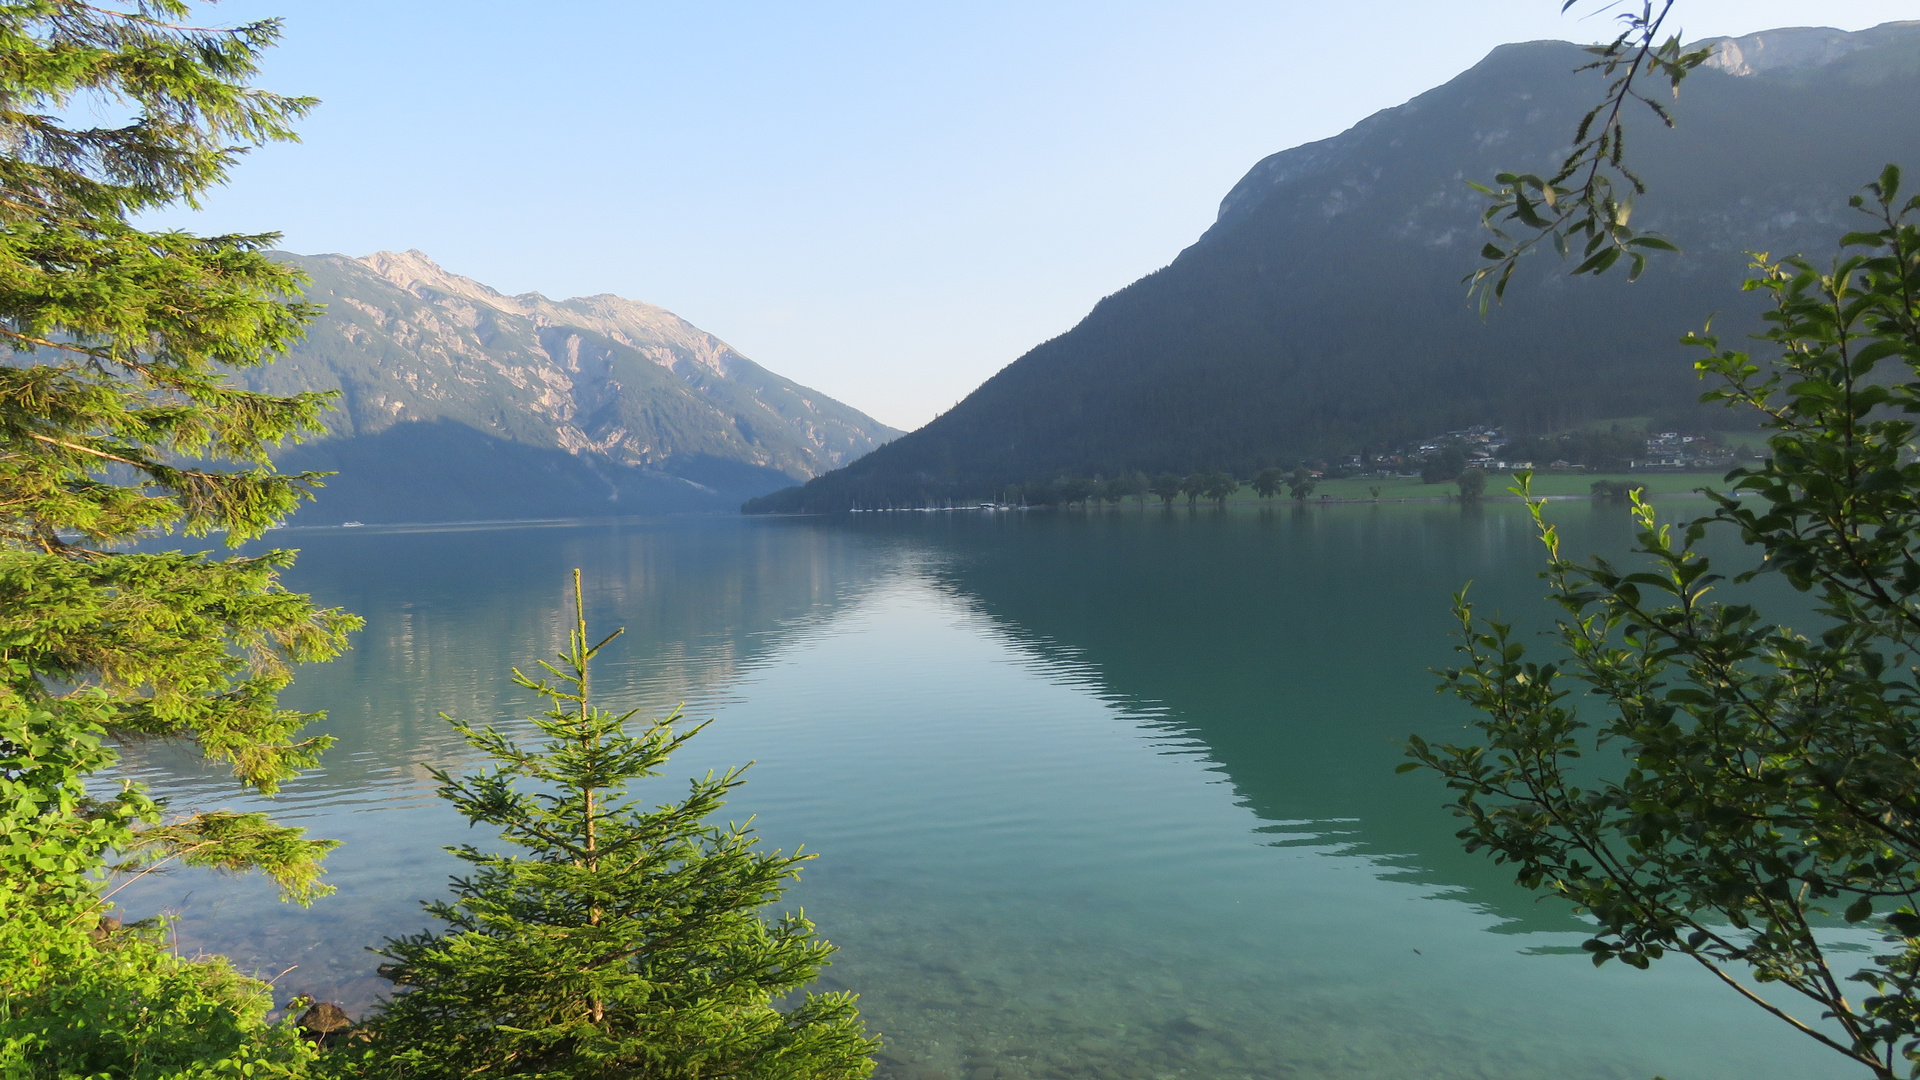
[{"left": 151, "top": 1, "right": 1919, "bottom": 430}]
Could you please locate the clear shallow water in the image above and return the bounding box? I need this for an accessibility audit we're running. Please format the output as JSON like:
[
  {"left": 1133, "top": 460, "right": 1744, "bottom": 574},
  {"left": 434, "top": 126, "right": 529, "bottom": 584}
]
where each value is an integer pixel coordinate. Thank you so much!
[{"left": 116, "top": 503, "right": 1848, "bottom": 1080}]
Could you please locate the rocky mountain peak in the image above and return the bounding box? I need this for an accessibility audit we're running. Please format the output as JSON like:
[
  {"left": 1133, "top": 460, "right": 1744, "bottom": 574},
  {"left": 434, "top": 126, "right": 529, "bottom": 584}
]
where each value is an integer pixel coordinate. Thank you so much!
[
  {"left": 249, "top": 250, "right": 900, "bottom": 521},
  {"left": 1696, "top": 20, "right": 1920, "bottom": 77},
  {"left": 356, "top": 248, "right": 507, "bottom": 305},
  {"left": 352, "top": 250, "right": 736, "bottom": 378}
]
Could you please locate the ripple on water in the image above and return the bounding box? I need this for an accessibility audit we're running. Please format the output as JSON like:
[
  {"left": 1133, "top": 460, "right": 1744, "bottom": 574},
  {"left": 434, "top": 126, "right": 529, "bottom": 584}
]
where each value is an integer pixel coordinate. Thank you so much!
[{"left": 113, "top": 512, "right": 1841, "bottom": 1080}]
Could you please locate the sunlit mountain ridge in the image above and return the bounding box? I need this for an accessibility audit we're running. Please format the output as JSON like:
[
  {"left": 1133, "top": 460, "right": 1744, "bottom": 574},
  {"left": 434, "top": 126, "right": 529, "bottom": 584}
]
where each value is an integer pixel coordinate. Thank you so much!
[{"left": 243, "top": 250, "right": 900, "bottom": 523}]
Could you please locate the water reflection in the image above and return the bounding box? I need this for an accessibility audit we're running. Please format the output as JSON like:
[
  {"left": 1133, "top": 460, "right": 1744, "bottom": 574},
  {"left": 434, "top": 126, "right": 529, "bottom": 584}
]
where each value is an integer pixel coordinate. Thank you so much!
[
  {"left": 110, "top": 504, "right": 1838, "bottom": 1080},
  {"left": 892, "top": 503, "right": 1622, "bottom": 932},
  {"left": 114, "top": 517, "right": 902, "bottom": 1007}
]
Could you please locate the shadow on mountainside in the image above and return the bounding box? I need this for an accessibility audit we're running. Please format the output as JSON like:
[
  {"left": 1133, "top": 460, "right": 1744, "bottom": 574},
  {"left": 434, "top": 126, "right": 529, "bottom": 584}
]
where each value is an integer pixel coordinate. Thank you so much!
[{"left": 279, "top": 419, "right": 800, "bottom": 525}]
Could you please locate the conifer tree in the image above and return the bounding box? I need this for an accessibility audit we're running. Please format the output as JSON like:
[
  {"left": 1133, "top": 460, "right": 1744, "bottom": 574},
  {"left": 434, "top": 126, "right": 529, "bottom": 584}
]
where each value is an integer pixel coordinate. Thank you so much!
[
  {"left": 358, "top": 572, "right": 877, "bottom": 1080},
  {"left": 0, "top": 0, "right": 357, "bottom": 913},
  {"left": 0, "top": 2, "right": 357, "bottom": 1072}
]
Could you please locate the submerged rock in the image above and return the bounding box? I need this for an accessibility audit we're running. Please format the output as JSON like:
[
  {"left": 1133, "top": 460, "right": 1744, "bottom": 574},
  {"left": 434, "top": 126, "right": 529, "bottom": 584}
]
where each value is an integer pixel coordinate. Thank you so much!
[{"left": 297, "top": 1000, "right": 353, "bottom": 1046}]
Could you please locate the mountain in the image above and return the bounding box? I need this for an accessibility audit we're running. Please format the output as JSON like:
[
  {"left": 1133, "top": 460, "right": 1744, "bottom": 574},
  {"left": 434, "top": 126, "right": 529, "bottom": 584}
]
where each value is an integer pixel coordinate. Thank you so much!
[
  {"left": 242, "top": 250, "right": 899, "bottom": 524},
  {"left": 746, "top": 21, "right": 1920, "bottom": 513}
]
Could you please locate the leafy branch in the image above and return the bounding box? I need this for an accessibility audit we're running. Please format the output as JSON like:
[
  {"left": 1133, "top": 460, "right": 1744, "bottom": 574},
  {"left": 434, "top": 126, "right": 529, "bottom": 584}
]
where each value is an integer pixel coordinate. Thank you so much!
[
  {"left": 1414, "top": 170, "right": 1920, "bottom": 1078},
  {"left": 1467, "top": 0, "right": 1712, "bottom": 311}
]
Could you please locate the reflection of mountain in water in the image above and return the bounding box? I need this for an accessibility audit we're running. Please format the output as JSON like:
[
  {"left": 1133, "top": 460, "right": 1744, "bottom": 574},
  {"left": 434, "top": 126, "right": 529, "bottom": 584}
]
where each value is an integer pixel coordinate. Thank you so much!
[
  {"left": 276, "top": 518, "right": 900, "bottom": 781},
  {"left": 111, "top": 517, "right": 901, "bottom": 1006},
  {"left": 900, "top": 504, "right": 1658, "bottom": 933}
]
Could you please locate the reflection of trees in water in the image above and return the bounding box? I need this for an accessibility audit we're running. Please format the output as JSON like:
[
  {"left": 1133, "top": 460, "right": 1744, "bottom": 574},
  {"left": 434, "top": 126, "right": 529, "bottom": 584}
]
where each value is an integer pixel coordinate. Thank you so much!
[
  {"left": 109, "top": 518, "right": 901, "bottom": 1007},
  {"left": 900, "top": 503, "right": 1648, "bottom": 933}
]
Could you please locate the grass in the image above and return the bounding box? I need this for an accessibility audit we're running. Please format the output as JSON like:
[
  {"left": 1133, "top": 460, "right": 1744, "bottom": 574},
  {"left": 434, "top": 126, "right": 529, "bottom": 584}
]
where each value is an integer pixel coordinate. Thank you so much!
[
  {"left": 1060, "top": 470, "right": 1743, "bottom": 510},
  {"left": 1225, "top": 470, "right": 1739, "bottom": 505}
]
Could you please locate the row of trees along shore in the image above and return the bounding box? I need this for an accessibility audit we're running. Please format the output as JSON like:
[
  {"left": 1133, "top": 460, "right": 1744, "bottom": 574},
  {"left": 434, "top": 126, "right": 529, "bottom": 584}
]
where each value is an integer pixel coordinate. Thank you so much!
[
  {"left": 1000, "top": 466, "right": 1486, "bottom": 507},
  {"left": 0, "top": 5, "right": 875, "bottom": 1080},
  {"left": 848, "top": 426, "right": 1739, "bottom": 512}
]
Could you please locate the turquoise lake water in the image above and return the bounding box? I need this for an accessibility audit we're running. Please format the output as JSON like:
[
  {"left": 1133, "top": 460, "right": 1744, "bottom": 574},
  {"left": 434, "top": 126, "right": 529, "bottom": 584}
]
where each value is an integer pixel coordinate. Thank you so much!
[{"left": 115, "top": 501, "right": 1854, "bottom": 1080}]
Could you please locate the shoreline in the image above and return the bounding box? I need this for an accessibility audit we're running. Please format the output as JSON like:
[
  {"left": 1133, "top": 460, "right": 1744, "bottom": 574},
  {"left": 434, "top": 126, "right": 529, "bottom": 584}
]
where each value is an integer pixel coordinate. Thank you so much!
[{"left": 828, "top": 490, "right": 1721, "bottom": 515}]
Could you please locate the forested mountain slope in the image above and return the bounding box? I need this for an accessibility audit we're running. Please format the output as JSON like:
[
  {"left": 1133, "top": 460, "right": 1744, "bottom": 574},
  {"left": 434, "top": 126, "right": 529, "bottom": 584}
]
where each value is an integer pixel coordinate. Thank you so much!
[
  {"left": 748, "top": 21, "right": 1920, "bottom": 513},
  {"left": 246, "top": 251, "right": 898, "bottom": 523}
]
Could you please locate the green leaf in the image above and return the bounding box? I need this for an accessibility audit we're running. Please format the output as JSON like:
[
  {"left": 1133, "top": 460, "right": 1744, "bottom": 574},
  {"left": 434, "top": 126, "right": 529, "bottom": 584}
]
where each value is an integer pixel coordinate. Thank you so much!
[{"left": 1572, "top": 247, "right": 1620, "bottom": 275}]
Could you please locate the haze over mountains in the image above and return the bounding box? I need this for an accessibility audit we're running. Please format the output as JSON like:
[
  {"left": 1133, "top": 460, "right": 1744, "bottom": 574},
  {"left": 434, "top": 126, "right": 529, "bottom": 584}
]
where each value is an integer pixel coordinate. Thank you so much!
[
  {"left": 247, "top": 251, "right": 899, "bottom": 523},
  {"left": 747, "top": 21, "right": 1920, "bottom": 514}
]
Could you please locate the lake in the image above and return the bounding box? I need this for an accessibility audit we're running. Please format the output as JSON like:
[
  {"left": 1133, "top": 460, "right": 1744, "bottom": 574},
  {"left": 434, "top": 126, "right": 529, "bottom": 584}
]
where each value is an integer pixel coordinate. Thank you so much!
[{"left": 115, "top": 501, "right": 1844, "bottom": 1080}]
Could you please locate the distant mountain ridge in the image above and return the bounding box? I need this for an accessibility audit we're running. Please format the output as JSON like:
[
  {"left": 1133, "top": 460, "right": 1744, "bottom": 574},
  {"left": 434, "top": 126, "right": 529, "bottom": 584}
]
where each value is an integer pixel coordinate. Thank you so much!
[
  {"left": 1698, "top": 22, "right": 1906, "bottom": 75},
  {"left": 242, "top": 251, "right": 898, "bottom": 523},
  {"left": 747, "top": 21, "right": 1920, "bottom": 514}
]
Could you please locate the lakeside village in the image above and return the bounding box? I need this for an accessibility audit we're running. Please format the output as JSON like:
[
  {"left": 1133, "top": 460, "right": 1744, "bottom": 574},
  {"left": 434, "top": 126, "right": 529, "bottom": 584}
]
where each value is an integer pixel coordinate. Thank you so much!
[
  {"left": 849, "top": 425, "right": 1755, "bottom": 512},
  {"left": 1368, "top": 424, "right": 1746, "bottom": 475}
]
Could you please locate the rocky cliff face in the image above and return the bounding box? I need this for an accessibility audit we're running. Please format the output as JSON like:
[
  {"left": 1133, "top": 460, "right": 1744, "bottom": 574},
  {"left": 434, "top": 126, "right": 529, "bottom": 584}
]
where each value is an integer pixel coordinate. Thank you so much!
[
  {"left": 245, "top": 251, "right": 898, "bottom": 523},
  {"left": 1698, "top": 22, "right": 1917, "bottom": 76}
]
